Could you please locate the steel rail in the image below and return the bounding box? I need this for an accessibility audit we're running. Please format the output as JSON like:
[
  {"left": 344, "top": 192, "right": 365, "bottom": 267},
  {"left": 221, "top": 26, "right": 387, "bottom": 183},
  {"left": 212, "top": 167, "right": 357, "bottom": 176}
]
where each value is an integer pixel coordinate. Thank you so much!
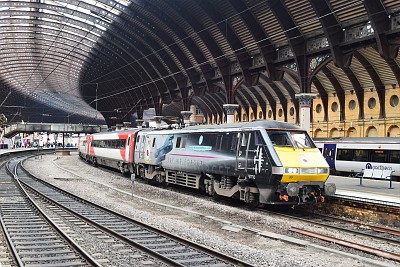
[
  {"left": 291, "top": 227, "right": 400, "bottom": 262},
  {"left": 2, "top": 158, "right": 101, "bottom": 267},
  {"left": 18, "top": 157, "right": 252, "bottom": 267}
]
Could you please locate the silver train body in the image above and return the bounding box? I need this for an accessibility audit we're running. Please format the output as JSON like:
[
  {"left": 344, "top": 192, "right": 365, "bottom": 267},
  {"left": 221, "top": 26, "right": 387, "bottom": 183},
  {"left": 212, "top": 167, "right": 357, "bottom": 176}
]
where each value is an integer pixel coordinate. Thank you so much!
[
  {"left": 314, "top": 137, "right": 400, "bottom": 177},
  {"left": 133, "top": 121, "right": 334, "bottom": 206}
]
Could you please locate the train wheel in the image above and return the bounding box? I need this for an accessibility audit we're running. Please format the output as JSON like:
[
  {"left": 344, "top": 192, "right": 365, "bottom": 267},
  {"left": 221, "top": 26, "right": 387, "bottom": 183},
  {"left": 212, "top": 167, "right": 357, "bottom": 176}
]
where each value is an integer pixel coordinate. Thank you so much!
[
  {"left": 155, "top": 174, "right": 165, "bottom": 184},
  {"left": 212, "top": 188, "right": 220, "bottom": 201},
  {"left": 139, "top": 167, "right": 145, "bottom": 179},
  {"left": 248, "top": 193, "right": 259, "bottom": 209}
]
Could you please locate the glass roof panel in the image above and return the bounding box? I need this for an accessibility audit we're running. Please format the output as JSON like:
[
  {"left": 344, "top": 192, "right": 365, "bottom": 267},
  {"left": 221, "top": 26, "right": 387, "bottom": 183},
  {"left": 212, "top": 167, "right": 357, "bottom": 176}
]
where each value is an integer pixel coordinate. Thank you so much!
[{"left": 0, "top": 0, "right": 131, "bottom": 120}]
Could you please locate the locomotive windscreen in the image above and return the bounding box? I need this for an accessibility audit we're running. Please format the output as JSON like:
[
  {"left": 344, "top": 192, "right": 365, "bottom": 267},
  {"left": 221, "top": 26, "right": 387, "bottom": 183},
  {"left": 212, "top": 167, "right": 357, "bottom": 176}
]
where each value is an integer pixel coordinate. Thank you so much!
[{"left": 267, "top": 131, "right": 315, "bottom": 149}]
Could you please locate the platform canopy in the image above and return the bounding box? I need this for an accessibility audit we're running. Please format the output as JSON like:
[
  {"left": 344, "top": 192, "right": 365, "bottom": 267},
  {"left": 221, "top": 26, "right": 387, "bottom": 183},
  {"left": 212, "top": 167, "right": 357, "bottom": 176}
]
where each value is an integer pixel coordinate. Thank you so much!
[{"left": 0, "top": 0, "right": 399, "bottom": 126}]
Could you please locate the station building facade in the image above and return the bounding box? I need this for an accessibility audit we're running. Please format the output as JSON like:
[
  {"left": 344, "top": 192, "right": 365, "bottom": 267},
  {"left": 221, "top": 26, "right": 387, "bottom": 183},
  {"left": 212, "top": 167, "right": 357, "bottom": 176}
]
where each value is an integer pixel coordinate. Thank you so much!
[{"left": 200, "top": 86, "right": 399, "bottom": 138}]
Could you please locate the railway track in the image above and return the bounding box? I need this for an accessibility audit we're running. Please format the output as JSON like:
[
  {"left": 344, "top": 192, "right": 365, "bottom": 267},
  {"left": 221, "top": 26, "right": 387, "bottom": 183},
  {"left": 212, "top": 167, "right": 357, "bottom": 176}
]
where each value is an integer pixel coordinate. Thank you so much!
[
  {"left": 73, "top": 155, "right": 400, "bottom": 265},
  {"left": 259, "top": 208, "right": 400, "bottom": 262},
  {"left": 14, "top": 156, "right": 252, "bottom": 267},
  {"left": 0, "top": 159, "right": 99, "bottom": 267},
  {"left": 274, "top": 210, "right": 400, "bottom": 245},
  {"left": 290, "top": 227, "right": 400, "bottom": 262},
  {"left": 18, "top": 152, "right": 400, "bottom": 266}
]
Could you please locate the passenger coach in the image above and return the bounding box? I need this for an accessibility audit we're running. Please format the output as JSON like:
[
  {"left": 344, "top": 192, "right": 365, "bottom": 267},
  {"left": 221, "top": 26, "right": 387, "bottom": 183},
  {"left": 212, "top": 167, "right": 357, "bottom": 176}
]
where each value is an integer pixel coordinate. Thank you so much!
[
  {"left": 314, "top": 137, "right": 400, "bottom": 178},
  {"left": 79, "top": 130, "right": 138, "bottom": 174}
]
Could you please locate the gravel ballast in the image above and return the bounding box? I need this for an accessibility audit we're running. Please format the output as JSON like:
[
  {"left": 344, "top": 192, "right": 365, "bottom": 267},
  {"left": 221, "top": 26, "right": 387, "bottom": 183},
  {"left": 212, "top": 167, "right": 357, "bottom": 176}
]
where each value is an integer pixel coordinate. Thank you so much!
[{"left": 22, "top": 153, "right": 400, "bottom": 267}]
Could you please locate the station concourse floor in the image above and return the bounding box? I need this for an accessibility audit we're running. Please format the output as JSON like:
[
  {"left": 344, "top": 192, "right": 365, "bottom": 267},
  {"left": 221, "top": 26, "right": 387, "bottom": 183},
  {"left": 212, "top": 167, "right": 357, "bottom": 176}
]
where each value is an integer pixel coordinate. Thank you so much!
[{"left": 327, "top": 175, "right": 400, "bottom": 205}]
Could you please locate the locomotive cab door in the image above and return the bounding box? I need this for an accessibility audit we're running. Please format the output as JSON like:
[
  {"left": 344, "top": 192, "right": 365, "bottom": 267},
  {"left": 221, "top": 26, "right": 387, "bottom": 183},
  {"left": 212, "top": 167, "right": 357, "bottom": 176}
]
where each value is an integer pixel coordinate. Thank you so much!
[
  {"left": 236, "top": 131, "right": 271, "bottom": 176},
  {"left": 236, "top": 131, "right": 258, "bottom": 175},
  {"left": 236, "top": 132, "right": 250, "bottom": 173}
]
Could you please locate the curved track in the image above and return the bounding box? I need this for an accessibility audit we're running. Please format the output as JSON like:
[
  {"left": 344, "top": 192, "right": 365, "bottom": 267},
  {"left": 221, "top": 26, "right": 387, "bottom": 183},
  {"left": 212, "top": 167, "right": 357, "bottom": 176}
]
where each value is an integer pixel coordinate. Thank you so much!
[
  {"left": 0, "top": 158, "right": 99, "bottom": 267},
  {"left": 15, "top": 156, "right": 251, "bottom": 267}
]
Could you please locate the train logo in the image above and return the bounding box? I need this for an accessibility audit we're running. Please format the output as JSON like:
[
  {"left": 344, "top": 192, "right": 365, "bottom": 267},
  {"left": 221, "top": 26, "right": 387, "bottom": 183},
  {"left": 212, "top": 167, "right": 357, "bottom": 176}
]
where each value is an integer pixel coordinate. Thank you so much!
[
  {"left": 365, "top": 163, "right": 393, "bottom": 171},
  {"left": 253, "top": 145, "right": 264, "bottom": 174},
  {"left": 300, "top": 155, "right": 310, "bottom": 165}
]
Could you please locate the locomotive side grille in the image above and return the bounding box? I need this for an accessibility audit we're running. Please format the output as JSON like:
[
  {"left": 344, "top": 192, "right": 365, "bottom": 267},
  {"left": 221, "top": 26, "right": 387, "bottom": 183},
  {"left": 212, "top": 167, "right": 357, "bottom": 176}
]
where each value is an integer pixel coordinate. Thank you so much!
[{"left": 166, "top": 170, "right": 200, "bottom": 189}]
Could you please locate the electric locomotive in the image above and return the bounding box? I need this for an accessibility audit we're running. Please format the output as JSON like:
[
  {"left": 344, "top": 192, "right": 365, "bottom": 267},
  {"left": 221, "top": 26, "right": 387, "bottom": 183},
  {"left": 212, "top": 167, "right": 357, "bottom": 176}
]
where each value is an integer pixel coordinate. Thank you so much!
[{"left": 134, "top": 121, "right": 335, "bottom": 206}]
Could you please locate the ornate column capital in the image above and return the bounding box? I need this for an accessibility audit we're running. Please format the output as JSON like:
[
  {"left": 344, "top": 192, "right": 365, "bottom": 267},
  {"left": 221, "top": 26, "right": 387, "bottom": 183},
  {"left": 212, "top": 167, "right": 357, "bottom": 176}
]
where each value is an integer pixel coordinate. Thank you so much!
[
  {"left": 223, "top": 104, "right": 239, "bottom": 124},
  {"left": 295, "top": 93, "right": 317, "bottom": 107},
  {"left": 223, "top": 104, "right": 239, "bottom": 115}
]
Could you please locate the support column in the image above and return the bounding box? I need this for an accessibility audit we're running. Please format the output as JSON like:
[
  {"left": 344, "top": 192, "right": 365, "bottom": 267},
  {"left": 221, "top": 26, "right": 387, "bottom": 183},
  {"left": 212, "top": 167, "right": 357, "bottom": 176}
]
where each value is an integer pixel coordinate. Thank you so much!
[
  {"left": 223, "top": 104, "right": 239, "bottom": 124},
  {"left": 180, "top": 111, "right": 192, "bottom": 127},
  {"left": 295, "top": 93, "right": 316, "bottom": 132},
  {"left": 153, "top": 116, "right": 163, "bottom": 129}
]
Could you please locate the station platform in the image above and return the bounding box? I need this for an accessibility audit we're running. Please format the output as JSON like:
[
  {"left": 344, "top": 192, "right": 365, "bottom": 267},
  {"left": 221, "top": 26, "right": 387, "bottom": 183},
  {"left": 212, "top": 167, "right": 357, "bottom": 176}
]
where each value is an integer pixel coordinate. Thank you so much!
[
  {"left": 327, "top": 175, "right": 400, "bottom": 206},
  {"left": 0, "top": 148, "right": 37, "bottom": 155}
]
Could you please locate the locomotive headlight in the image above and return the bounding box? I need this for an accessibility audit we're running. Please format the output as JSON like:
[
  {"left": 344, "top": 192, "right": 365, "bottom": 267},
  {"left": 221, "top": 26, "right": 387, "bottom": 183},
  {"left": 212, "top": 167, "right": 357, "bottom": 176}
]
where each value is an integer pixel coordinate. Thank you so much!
[
  {"left": 317, "top": 168, "right": 329, "bottom": 174},
  {"left": 284, "top": 167, "right": 299, "bottom": 174}
]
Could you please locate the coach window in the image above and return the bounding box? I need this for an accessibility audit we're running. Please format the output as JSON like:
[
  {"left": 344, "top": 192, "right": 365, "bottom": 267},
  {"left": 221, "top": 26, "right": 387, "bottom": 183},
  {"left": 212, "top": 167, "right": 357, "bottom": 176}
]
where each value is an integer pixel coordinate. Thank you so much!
[
  {"left": 336, "top": 149, "right": 353, "bottom": 161},
  {"left": 353, "top": 149, "right": 368, "bottom": 161},
  {"left": 181, "top": 136, "right": 187, "bottom": 148},
  {"left": 119, "top": 140, "right": 126, "bottom": 148},
  {"left": 241, "top": 133, "right": 248, "bottom": 147},
  {"left": 135, "top": 136, "right": 140, "bottom": 148},
  {"left": 254, "top": 131, "right": 264, "bottom": 146},
  {"left": 216, "top": 135, "right": 223, "bottom": 151},
  {"left": 176, "top": 137, "right": 181, "bottom": 148},
  {"left": 389, "top": 150, "right": 400, "bottom": 163},
  {"left": 220, "top": 133, "right": 232, "bottom": 153},
  {"left": 230, "top": 134, "right": 238, "bottom": 152},
  {"left": 100, "top": 140, "right": 105, "bottom": 148},
  {"left": 370, "top": 150, "right": 387, "bottom": 163}
]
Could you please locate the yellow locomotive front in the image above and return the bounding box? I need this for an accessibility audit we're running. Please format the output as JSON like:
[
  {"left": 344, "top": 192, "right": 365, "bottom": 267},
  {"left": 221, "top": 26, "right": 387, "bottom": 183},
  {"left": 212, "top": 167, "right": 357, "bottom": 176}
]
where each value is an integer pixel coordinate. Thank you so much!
[{"left": 266, "top": 130, "right": 336, "bottom": 203}]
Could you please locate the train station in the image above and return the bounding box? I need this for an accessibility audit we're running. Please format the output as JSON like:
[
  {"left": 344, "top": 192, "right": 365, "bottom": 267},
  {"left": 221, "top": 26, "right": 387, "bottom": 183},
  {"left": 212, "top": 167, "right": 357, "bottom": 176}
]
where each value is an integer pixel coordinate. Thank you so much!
[{"left": 0, "top": 1, "right": 399, "bottom": 266}]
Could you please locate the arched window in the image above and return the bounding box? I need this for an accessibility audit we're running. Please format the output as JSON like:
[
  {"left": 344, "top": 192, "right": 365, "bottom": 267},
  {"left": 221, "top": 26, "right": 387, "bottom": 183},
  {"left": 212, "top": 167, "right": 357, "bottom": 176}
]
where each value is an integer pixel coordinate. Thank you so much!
[
  {"left": 346, "top": 127, "right": 357, "bottom": 137},
  {"left": 366, "top": 126, "right": 378, "bottom": 137},
  {"left": 329, "top": 128, "right": 339, "bottom": 138}
]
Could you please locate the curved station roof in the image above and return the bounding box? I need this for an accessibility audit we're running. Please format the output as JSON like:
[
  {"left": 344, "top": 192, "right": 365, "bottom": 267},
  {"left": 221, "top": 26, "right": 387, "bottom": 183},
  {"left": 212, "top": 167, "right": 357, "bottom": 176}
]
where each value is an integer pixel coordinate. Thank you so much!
[{"left": 0, "top": 0, "right": 399, "bottom": 126}]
